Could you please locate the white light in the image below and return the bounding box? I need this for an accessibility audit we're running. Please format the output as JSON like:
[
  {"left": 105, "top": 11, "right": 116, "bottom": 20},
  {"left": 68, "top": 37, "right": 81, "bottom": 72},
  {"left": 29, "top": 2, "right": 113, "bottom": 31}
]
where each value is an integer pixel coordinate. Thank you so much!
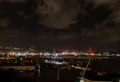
[
  {"left": 39, "top": 52, "right": 42, "bottom": 55},
  {"left": 80, "top": 79, "right": 84, "bottom": 82},
  {"left": 17, "top": 52, "right": 21, "bottom": 56},
  {"left": 55, "top": 53, "right": 58, "bottom": 56},
  {"left": 12, "top": 52, "right": 16, "bottom": 55}
]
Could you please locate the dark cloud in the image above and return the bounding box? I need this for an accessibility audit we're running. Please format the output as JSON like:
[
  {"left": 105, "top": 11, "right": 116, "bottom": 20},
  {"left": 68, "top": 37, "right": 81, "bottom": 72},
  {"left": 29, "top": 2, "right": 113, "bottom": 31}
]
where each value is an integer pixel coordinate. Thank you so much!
[
  {"left": 0, "top": 0, "right": 120, "bottom": 49},
  {"left": 0, "top": 0, "right": 26, "bottom": 3},
  {"left": 0, "top": 19, "right": 9, "bottom": 27},
  {"left": 90, "top": 0, "right": 118, "bottom": 7},
  {"left": 36, "top": 0, "right": 80, "bottom": 29},
  {"left": 71, "top": 0, "right": 120, "bottom": 42}
]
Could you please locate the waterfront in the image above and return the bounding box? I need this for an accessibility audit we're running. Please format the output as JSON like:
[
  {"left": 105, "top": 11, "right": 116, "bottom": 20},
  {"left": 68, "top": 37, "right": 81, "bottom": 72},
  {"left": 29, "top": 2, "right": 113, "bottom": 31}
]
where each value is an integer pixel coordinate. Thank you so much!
[
  {"left": 0, "top": 55, "right": 120, "bottom": 82},
  {"left": 0, "top": 67, "right": 120, "bottom": 82},
  {"left": 0, "top": 68, "right": 79, "bottom": 82}
]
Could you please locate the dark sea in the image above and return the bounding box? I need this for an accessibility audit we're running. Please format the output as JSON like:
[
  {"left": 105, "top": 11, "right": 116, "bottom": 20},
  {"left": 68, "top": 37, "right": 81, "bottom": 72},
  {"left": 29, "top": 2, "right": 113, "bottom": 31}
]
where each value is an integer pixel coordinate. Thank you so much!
[
  {"left": 0, "top": 57, "right": 120, "bottom": 82},
  {"left": 91, "top": 56, "right": 120, "bottom": 74},
  {"left": 0, "top": 68, "right": 79, "bottom": 82}
]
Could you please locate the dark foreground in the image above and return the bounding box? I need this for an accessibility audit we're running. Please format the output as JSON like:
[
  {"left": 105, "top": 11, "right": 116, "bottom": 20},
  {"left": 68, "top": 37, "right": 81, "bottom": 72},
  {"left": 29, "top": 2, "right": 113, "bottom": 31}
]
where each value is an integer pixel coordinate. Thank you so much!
[
  {"left": 0, "top": 68, "right": 79, "bottom": 82},
  {"left": 0, "top": 68, "right": 120, "bottom": 82}
]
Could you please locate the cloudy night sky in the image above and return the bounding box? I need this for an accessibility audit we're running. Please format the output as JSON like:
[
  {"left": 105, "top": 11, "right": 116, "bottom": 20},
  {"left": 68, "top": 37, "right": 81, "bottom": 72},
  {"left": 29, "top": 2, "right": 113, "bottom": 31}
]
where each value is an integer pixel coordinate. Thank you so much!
[{"left": 0, "top": 0, "right": 120, "bottom": 50}]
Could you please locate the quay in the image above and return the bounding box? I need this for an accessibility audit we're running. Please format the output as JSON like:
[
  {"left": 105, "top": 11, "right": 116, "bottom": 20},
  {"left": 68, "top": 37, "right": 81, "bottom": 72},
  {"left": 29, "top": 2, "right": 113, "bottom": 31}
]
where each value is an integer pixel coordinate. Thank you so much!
[{"left": 0, "top": 66, "right": 36, "bottom": 71}]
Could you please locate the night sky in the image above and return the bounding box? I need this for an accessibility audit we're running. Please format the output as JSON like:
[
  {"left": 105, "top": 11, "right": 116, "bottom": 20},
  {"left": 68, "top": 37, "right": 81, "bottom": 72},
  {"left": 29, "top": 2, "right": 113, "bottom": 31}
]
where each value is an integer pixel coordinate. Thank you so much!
[{"left": 0, "top": 0, "right": 120, "bottom": 50}]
